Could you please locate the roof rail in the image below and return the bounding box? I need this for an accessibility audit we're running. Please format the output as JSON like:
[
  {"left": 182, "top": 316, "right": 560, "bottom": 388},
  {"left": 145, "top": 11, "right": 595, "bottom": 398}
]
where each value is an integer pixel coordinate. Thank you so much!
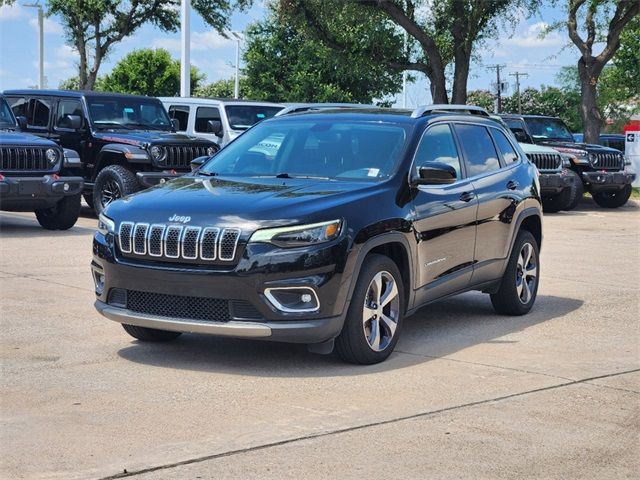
[{"left": 410, "top": 104, "right": 490, "bottom": 118}]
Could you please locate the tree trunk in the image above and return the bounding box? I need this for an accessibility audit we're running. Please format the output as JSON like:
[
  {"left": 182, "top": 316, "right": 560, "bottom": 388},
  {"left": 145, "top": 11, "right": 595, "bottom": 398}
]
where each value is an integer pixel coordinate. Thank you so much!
[
  {"left": 451, "top": 47, "right": 471, "bottom": 104},
  {"left": 429, "top": 67, "right": 449, "bottom": 104},
  {"left": 578, "top": 59, "right": 602, "bottom": 145},
  {"left": 77, "top": 36, "right": 89, "bottom": 90}
]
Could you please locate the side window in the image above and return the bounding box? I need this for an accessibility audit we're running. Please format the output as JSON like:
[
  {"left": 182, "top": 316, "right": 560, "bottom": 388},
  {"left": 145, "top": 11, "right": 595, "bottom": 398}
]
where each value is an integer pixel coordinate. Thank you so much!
[
  {"left": 7, "top": 97, "right": 28, "bottom": 119},
  {"left": 491, "top": 128, "right": 519, "bottom": 164},
  {"left": 454, "top": 124, "right": 501, "bottom": 177},
  {"left": 168, "top": 105, "right": 189, "bottom": 131},
  {"left": 414, "top": 124, "right": 462, "bottom": 180},
  {"left": 29, "top": 98, "right": 51, "bottom": 128},
  {"left": 55, "top": 99, "right": 83, "bottom": 128},
  {"left": 195, "top": 107, "right": 221, "bottom": 133}
]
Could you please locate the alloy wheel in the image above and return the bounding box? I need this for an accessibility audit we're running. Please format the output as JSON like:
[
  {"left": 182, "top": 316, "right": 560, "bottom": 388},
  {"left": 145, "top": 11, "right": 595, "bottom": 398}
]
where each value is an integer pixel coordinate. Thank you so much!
[
  {"left": 516, "top": 242, "right": 537, "bottom": 304},
  {"left": 362, "top": 271, "right": 400, "bottom": 352},
  {"left": 100, "top": 179, "right": 121, "bottom": 208}
]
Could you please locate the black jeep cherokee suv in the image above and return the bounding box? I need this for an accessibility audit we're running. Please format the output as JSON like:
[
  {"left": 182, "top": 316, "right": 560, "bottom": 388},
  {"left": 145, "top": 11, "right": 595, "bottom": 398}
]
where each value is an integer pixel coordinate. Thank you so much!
[
  {"left": 501, "top": 114, "right": 634, "bottom": 208},
  {"left": 3, "top": 90, "right": 219, "bottom": 215},
  {"left": 0, "top": 95, "right": 84, "bottom": 229},
  {"left": 93, "top": 109, "right": 543, "bottom": 364}
]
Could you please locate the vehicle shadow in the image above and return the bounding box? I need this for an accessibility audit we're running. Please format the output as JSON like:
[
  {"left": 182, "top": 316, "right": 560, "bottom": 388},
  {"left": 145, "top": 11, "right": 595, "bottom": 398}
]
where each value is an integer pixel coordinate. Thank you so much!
[
  {"left": 0, "top": 212, "right": 96, "bottom": 237},
  {"left": 544, "top": 196, "right": 639, "bottom": 216},
  {"left": 117, "top": 292, "right": 583, "bottom": 377}
]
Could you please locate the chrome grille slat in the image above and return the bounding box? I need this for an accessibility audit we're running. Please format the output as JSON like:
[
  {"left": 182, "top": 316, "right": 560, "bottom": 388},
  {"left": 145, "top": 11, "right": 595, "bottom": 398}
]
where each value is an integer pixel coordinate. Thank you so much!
[{"left": 117, "top": 222, "right": 239, "bottom": 262}]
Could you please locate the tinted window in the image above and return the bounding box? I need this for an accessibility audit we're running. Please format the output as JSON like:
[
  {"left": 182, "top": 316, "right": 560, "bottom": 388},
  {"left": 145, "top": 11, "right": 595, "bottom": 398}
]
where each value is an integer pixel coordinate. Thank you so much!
[
  {"left": 30, "top": 98, "right": 51, "bottom": 127},
  {"left": 168, "top": 105, "right": 189, "bottom": 131},
  {"left": 414, "top": 124, "right": 461, "bottom": 179},
  {"left": 7, "top": 97, "right": 28, "bottom": 119},
  {"left": 225, "top": 105, "right": 282, "bottom": 130},
  {"left": 491, "top": 128, "right": 518, "bottom": 163},
  {"left": 56, "top": 99, "right": 83, "bottom": 128},
  {"left": 0, "top": 97, "right": 16, "bottom": 128},
  {"left": 195, "top": 107, "right": 220, "bottom": 133},
  {"left": 86, "top": 97, "right": 171, "bottom": 130},
  {"left": 524, "top": 117, "right": 574, "bottom": 142},
  {"left": 455, "top": 124, "right": 501, "bottom": 177},
  {"left": 200, "top": 120, "right": 408, "bottom": 180}
]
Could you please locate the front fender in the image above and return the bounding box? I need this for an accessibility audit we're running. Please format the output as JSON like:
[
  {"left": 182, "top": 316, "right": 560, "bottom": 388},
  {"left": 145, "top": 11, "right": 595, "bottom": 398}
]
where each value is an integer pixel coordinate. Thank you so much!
[{"left": 98, "top": 143, "right": 150, "bottom": 164}]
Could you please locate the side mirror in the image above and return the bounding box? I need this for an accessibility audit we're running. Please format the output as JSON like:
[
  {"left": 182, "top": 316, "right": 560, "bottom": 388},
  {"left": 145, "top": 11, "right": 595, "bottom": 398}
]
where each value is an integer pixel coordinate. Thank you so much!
[
  {"left": 190, "top": 156, "right": 208, "bottom": 172},
  {"left": 66, "top": 114, "right": 83, "bottom": 130},
  {"left": 207, "top": 119, "right": 223, "bottom": 137},
  {"left": 170, "top": 118, "right": 180, "bottom": 131},
  {"left": 16, "top": 116, "right": 27, "bottom": 130},
  {"left": 513, "top": 130, "right": 529, "bottom": 143},
  {"left": 413, "top": 162, "right": 457, "bottom": 185}
]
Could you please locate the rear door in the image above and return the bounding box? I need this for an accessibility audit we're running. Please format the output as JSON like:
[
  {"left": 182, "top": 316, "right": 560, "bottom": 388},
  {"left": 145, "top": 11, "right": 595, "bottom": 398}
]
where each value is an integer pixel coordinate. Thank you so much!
[{"left": 411, "top": 122, "right": 478, "bottom": 304}]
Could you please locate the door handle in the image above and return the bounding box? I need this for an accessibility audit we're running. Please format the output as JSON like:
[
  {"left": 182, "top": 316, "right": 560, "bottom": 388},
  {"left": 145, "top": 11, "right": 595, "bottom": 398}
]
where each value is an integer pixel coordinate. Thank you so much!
[
  {"left": 506, "top": 180, "right": 519, "bottom": 190},
  {"left": 459, "top": 191, "right": 475, "bottom": 202}
]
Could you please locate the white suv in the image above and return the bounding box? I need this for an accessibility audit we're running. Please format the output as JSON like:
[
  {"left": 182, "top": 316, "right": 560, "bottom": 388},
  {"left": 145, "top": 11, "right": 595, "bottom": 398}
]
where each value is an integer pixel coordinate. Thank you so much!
[{"left": 159, "top": 97, "right": 283, "bottom": 148}]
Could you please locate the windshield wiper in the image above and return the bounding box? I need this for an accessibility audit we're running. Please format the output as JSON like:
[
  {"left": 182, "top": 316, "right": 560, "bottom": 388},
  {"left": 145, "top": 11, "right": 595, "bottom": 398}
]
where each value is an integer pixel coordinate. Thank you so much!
[
  {"left": 94, "top": 121, "right": 134, "bottom": 130},
  {"left": 275, "top": 173, "right": 330, "bottom": 180},
  {"left": 197, "top": 171, "right": 219, "bottom": 177},
  {"left": 127, "top": 123, "right": 169, "bottom": 131}
]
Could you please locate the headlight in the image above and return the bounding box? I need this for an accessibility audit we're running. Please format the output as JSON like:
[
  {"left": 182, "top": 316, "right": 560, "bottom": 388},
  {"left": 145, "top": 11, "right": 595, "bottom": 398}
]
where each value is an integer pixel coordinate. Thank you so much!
[
  {"left": 249, "top": 219, "right": 342, "bottom": 248},
  {"left": 45, "top": 148, "right": 59, "bottom": 165},
  {"left": 97, "top": 213, "right": 115, "bottom": 235},
  {"left": 149, "top": 145, "right": 165, "bottom": 161},
  {"left": 207, "top": 146, "right": 217, "bottom": 156},
  {"left": 560, "top": 154, "right": 573, "bottom": 167}
]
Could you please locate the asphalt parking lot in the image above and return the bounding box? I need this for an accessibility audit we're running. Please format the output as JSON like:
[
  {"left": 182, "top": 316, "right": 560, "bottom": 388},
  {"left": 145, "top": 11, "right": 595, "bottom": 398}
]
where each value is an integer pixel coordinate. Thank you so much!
[{"left": 1, "top": 199, "right": 638, "bottom": 480}]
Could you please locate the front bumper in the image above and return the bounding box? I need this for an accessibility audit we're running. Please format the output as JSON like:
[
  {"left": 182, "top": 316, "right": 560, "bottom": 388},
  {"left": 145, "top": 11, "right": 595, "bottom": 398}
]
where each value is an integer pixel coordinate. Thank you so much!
[
  {"left": 539, "top": 171, "right": 573, "bottom": 194},
  {"left": 0, "top": 174, "right": 84, "bottom": 210},
  {"left": 582, "top": 171, "right": 635, "bottom": 191},
  {"left": 136, "top": 171, "right": 188, "bottom": 188}
]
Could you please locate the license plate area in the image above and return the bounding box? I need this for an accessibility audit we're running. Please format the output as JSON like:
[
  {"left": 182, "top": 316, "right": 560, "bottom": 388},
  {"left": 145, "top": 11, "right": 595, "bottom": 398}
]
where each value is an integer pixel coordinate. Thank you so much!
[{"left": 18, "top": 181, "right": 42, "bottom": 195}]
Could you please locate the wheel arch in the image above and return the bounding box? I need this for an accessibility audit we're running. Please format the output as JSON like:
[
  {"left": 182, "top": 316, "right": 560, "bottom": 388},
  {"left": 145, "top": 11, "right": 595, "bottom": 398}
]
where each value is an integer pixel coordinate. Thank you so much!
[{"left": 93, "top": 144, "right": 149, "bottom": 180}]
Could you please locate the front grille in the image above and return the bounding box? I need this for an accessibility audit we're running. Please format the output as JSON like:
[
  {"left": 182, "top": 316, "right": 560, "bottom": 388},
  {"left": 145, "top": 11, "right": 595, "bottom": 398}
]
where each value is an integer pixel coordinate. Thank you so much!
[
  {"left": 125, "top": 290, "right": 231, "bottom": 322},
  {"left": 526, "top": 152, "right": 561, "bottom": 171},
  {"left": 590, "top": 152, "right": 622, "bottom": 170},
  {"left": 118, "top": 221, "right": 240, "bottom": 263},
  {"left": 0, "top": 146, "right": 52, "bottom": 171},
  {"left": 161, "top": 145, "right": 211, "bottom": 169}
]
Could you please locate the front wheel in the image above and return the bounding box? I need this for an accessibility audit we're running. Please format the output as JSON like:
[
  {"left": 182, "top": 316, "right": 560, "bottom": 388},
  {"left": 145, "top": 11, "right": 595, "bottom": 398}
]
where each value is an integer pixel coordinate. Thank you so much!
[
  {"left": 562, "top": 170, "right": 583, "bottom": 211},
  {"left": 122, "top": 324, "right": 182, "bottom": 342},
  {"left": 34, "top": 194, "right": 81, "bottom": 230},
  {"left": 93, "top": 165, "right": 140, "bottom": 215},
  {"left": 335, "top": 254, "right": 405, "bottom": 364},
  {"left": 592, "top": 184, "right": 632, "bottom": 208},
  {"left": 490, "top": 230, "right": 539, "bottom": 316}
]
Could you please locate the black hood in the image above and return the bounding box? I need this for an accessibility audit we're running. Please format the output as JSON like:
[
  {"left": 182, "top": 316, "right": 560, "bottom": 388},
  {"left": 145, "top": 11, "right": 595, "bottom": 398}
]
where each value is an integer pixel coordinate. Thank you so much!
[
  {"left": 93, "top": 131, "right": 215, "bottom": 147},
  {"left": 105, "top": 175, "right": 386, "bottom": 232},
  {"left": 538, "top": 139, "right": 622, "bottom": 154},
  {"left": 0, "top": 131, "right": 59, "bottom": 147}
]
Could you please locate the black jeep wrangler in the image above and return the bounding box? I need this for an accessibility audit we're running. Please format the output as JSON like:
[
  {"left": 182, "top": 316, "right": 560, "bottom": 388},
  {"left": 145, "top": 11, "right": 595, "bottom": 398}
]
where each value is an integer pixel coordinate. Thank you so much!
[
  {"left": 501, "top": 114, "right": 634, "bottom": 208},
  {"left": 0, "top": 95, "right": 83, "bottom": 230},
  {"left": 3, "top": 90, "right": 219, "bottom": 215},
  {"left": 93, "top": 108, "right": 543, "bottom": 364}
]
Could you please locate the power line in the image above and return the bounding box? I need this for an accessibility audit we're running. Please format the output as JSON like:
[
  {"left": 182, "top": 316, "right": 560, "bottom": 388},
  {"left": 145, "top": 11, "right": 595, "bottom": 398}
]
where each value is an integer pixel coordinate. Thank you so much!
[
  {"left": 509, "top": 72, "right": 529, "bottom": 114},
  {"left": 487, "top": 64, "right": 506, "bottom": 113}
]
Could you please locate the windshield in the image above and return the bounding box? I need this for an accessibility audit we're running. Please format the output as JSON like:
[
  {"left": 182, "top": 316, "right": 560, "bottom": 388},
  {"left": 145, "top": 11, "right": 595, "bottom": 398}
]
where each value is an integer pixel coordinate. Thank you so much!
[
  {"left": 86, "top": 97, "right": 171, "bottom": 130},
  {"left": 225, "top": 105, "right": 283, "bottom": 130},
  {"left": 524, "top": 117, "right": 574, "bottom": 142},
  {"left": 0, "top": 97, "right": 16, "bottom": 128},
  {"left": 199, "top": 119, "right": 409, "bottom": 181}
]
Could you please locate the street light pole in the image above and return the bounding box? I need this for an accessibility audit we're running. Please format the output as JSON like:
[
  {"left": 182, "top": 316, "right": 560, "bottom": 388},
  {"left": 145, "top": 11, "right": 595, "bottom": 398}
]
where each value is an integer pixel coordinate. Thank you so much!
[
  {"left": 180, "top": 0, "right": 191, "bottom": 97},
  {"left": 24, "top": 2, "right": 44, "bottom": 89},
  {"left": 231, "top": 32, "right": 242, "bottom": 99}
]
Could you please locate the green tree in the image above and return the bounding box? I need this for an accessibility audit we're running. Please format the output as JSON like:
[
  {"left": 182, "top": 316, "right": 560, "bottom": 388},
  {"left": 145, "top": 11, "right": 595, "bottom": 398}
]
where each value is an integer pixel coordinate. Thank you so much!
[
  {"left": 195, "top": 77, "right": 248, "bottom": 99},
  {"left": 563, "top": 0, "right": 639, "bottom": 143},
  {"left": 466, "top": 90, "right": 495, "bottom": 111},
  {"left": 243, "top": 5, "right": 402, "bottom": 103},
  {"left": 47, "top": 0, "right": 251, "bottom": 90},
  {"left": 98, "top": 48, "right": 204, "bottom": 96},
  {"left": 285, "top": 0, "right": 535, "bottom": 104}
]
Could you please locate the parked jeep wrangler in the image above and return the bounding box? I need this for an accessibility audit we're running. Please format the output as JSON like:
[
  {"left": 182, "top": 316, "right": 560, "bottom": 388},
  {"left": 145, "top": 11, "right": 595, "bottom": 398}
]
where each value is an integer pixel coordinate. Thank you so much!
[
  {"left": 501, "top": 114, "right": 634, "bottom": 208},
  {"left": 0, "top": 95, "right": 83, "bottom": 229},
  {"left": 3, "top": 90, "right": 219, "bottom": 215},
  {"left": 93, "top": 108, "right": 543, "bottom": 364}
]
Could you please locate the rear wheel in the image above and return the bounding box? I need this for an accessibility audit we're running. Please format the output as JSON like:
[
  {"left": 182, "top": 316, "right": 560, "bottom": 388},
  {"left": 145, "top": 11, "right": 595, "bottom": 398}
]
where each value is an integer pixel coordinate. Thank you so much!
[
  {"left": 122, "top": 324, "right": 182, "bottom": 342},
  {"left": 34, "top": 194, "right": 81, "bottom": 230},
  {"left": 562, "top": 170, "right": 583, "bottom": 211},
  {"left": 592, "top": 184, "right": 632, "bottom": 208},
  {"left": 490, "top": 230, "right": 539, "bottom": 316},
  {"left": 542, "top": 189, "right": 571, "bottom": 213},
  {"left": 93, "top": 165, "right": 140, "bottom": 215},
  {"left": 335, "top": 254, "right": 404, "bottom": 364}
]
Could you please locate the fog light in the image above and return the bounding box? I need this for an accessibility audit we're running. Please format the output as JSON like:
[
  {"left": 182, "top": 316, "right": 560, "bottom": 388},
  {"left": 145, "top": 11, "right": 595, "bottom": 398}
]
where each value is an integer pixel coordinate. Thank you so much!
[
  {"left": 264, "top": 287, "right": 320, "bottom": 313},
  {"left": 93, "top": 270, "right": 105, "bottom": 295},
  {"left": 63, "top": 183, "right": 69, "bottom": 191}
]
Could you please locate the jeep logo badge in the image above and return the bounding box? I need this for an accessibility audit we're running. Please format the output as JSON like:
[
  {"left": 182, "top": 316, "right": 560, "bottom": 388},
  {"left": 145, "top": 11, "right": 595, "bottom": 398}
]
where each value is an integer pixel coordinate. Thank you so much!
[{"left": 169, "top": 214, "right": 191, "bottom": 224}]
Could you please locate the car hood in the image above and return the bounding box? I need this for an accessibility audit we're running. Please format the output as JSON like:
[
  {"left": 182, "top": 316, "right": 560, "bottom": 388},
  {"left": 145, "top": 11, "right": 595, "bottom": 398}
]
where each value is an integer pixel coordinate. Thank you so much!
[
  {"left": 0, "top": 131, "right": 58, "bottom": 147},
  {"left": 105, "top": 175, "right": 383, "bottom": 231},
  {"left": 93, "top": 131, "right": 215, "bottom": 147},
  {"left": 537, "top": 139, "right": 621, "bottom": 154}
]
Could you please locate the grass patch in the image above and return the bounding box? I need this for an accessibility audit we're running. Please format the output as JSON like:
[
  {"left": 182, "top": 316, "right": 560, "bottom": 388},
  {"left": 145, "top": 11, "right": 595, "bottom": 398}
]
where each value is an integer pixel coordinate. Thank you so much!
[{"left": 632, "top": 187, "right": 640, "bottom": 199}]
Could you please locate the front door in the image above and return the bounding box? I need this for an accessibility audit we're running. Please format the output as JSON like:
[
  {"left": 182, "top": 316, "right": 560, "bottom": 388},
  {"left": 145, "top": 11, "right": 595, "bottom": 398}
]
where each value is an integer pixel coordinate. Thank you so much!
[
  {"left": 50, "top": 98, "right": 88, "bottom": 176},
  {"left": 411, "top": 122, "right": 478, "bottom": 305}
]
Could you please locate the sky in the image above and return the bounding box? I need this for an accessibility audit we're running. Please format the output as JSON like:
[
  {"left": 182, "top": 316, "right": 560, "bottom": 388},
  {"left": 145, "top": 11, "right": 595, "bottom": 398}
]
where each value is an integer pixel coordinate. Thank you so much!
[{"left": 0, "top": 1, "right": 592, "bottom": 107}]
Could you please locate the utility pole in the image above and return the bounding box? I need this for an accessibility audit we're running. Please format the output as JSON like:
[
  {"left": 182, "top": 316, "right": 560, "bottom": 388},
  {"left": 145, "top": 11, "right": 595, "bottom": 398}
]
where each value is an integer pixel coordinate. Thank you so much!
[
  {"left": 180, "top": 0, "right": 191, "bottom": 97},
  {"left": 231, "top": 32, "right": 242, "bottom": 99},
  {"left": 402, "top": 30, "right": 408, "bottom": 108},
  {"left": 510, "top": 72, "right": 528, "bottom": 114},
  {"left": 24, "top": 2, "right": 44, "bottom": 89},
  {"left": 488, "top": 64, "right": 506, "bottom": 113}
]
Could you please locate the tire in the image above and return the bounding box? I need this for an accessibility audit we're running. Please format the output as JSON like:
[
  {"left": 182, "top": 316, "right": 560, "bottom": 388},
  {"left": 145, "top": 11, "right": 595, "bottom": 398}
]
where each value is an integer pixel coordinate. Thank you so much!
[
  {"left": 490, "top": 230, "right": 539, "bottom": 316},
  {"left": 122, "top": 324, "right": 182, "bottom": 342},
  {"left": 93, "top": 164, "right": 140, "bottom": 215},
  {"left": 335, "top": 254, "right": 405, "bottom": 364},
  {"left": 542, "top": 191, "right": 570, "bottom": 213},
  {"left": 562, "top": 170, "right": 583, "bottom": 211},
  {"left": 82, "top": 193, "right": 94, "bottom": 210},
  {"left": 34, "top": 194, "right": 81, "bottom": 230},
  {"left": 592, "top": 184, "right": 632, "bottom": 209}
]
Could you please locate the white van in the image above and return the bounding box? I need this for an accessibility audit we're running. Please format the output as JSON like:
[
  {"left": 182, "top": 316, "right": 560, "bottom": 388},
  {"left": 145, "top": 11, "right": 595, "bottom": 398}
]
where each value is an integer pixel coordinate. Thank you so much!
[{"left": 159, "top": 97, "right": 284, "bottom": 148}]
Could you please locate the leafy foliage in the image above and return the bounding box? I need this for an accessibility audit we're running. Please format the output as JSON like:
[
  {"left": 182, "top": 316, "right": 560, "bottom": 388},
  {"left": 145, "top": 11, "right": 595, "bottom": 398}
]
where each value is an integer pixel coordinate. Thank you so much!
[
  {"left": 98, "top": 49, "right": 205, "bottom": 96},
  {"left": 195, "top": 78, "right": 247, "bottom": 99}
]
